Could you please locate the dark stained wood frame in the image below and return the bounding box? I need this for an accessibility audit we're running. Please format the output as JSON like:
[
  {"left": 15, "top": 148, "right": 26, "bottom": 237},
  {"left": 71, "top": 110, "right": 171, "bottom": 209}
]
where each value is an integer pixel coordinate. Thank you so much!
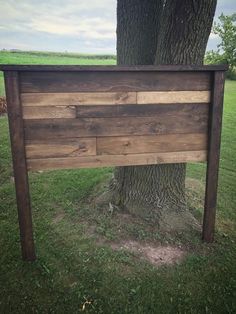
[
  {"left": 0, "top": 65, "right": 227, "bottom": 261},
  {"left": 4, "top": 71, "right": 36, "bottom": 261},
  {"left": 202, "top": 71, "right": 226, "bottom": 242}
]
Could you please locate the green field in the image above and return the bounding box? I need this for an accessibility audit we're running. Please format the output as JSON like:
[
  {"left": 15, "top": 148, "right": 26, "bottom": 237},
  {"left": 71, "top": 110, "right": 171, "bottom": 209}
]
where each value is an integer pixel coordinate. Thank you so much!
[{"left": 0, "top": 51, "right": 236, "bottom": 313}]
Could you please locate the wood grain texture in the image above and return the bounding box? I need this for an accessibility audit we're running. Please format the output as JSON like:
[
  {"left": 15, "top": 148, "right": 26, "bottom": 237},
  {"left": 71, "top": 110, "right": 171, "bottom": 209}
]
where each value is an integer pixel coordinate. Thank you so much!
[
  {"left": 20, "top": 71, "right": 211, "bottom": 93},
  {"left": 21, "top": 91, "right": 210, "bottom": 108},
  {"left": 4, "top": 71, "right": 36, "bottom": 261},
  {"left": 21, "top": 92, "right": 136, "bottom": 107},
  {"left": 24, "top": 105, "right": 208, "bottom": 140},
  {"left": 0, "top": 64, "right": 228, "bottom": 71},
  {"left": 137, "top": 91, "right": 210, "bottom": 104},
  {"left": 27, "top": 150, "right": 207, "bottom": 171},
  {"left": 22, "top": 105, "right": 76, "bottom": 119},
  {"left": 97, "top": 133, "right": 207, "bottom": 155},
  {"left": 203, "top": 71, "right": 225, "bottom": 243},
  {"left": 76, "top": 103, "right": 209, "bottom": 118},
  {"left": 26, "top": 138, "right": 96, "bottom": 158}
]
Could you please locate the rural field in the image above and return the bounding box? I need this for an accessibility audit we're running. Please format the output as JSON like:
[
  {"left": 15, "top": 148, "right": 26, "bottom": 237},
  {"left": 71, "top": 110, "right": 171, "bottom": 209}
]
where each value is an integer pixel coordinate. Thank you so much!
[{"left": 0, "top": 51, "right": 236, "bottom": 313}]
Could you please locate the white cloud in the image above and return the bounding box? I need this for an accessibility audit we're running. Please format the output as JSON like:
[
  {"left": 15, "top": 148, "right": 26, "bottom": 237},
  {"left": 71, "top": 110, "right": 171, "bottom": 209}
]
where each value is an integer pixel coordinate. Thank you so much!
[
  {"left": 30, "top": 16, "right": 115, "bottom": 39},
  {"left": 0, "top": 0, "right": 116, "bottom": 50}
]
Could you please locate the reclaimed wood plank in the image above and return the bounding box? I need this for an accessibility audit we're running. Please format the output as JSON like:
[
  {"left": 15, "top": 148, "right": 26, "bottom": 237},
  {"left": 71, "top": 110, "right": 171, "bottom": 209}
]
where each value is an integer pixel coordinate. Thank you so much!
[
  {"left": 97, "top": 133, "right": 207, "bottom": 155},
  {"left": 22, "top": 105, "right": 76, "bottom": 119},
  {"left": 20, "top": 71, "right": 211, "bottom": 93},
  {"left": 4, "top": 71, "right": 36, "bottom": 261},
  {"left": 0, "top": 64, "right": 228, "bottom": 72},
  {"left": 21, "top": 92, "right": 136, "bottom": 107},
  {"left": 21, "top": 91, "right": 210, "bottom": 108},
  {"left": 137, "top": 91, "right": 210, "bottom": 104},
  {"left": 27, "top": 150, "right": 207, "bottom": 171},
  {"left": 76, "top": 103, "right": 209, "bottom": 118},
  {"left": 25, "top": 138, "right": 96, "bottom": 158},
  {"left": 24, "top": 106, "right": 209, "bottom": 140},
  {"left": 202, "top": 71, "right": 225, "bottom": 243}
]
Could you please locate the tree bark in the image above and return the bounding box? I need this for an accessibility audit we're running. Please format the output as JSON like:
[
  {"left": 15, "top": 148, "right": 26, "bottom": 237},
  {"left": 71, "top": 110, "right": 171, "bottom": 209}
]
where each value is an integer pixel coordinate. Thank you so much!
[
  {"left": 111, "top": 0, "right": 217, "bottom": 230},
  {"left": 117, "top": 0, "right": 163, "bottom": 65}
]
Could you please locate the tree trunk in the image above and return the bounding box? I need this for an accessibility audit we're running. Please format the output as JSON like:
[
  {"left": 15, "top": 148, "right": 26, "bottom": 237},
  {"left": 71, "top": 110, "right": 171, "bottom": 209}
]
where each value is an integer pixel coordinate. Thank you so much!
[
  {"left": 111, "top": 0, "right": 217, "bottom": 230},
  {"left": 117, "top": 0, "right": 163, "bottom": 65}
]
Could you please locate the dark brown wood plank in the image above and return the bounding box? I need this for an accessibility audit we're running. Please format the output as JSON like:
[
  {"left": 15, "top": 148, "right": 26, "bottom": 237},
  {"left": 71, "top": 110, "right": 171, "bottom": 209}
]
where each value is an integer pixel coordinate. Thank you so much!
[
  {"left": 97, "top": 133, "right": 207, "bottom": 155},
  {"left": 21, "top": 92, "right": 137, "bottom": 107},
  {"left": 4, "top": 71, "right": 36, "bottom": 261},
  {"left": 27, "top": 150, "right": 207, "bottom": 171},
  {"left": 202, "top": 71, "right": 225, "bottom": 243},
  {"left": 24, "top": 104, "right": 209, "bottom": 140},
  {"left": 20, "top": 71, "right": 211, "bottom": 93},
  {"left": 76, "top": 103, "right": 209, "bottom": 118},
  {"left": 0, "top": 64, "right": 228, "bottom": 72},
  {"left": 26, "top": 138, "right": 96, "bottom": 158}
]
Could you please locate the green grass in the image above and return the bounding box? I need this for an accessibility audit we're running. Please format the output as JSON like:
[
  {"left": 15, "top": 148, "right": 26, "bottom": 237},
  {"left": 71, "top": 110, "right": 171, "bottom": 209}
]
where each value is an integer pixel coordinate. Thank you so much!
[{"left": 0, "top": 52, "right": 236, "bottom": 313}]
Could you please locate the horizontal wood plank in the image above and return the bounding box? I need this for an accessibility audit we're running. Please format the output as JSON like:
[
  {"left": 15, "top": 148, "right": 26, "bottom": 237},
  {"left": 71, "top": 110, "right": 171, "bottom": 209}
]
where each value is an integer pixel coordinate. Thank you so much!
[
  {"left": 76, "top": 103, "right": 208, "bottom": 118},
  {"left": 27, "top": 150, "right": 207, "bottom": 171},
  {"left": 21, "top": 92, "right": 136, "bottom": 107},
  {"left": 20, "top": 71, "right": 211, "bottom": 93},
  {"left": 22, "top": 106, "right": 76, "bottom": 119},
  {"left": 137, "top": 91, "right": 210, "bottom": 104},
  {"left": 21, "top": 91, "right": 210, "bottom": 108},
  {"left": 25, "top": 138, "right": 96, "bottom": 158},
  {"left": 0, "top": 64, "right": 228, "bottom": 72},
  {"left": 24, "top": 105, "right": 208, "bottom": 140},
  {"left": 97, "top": 134, "right": 207, "bottom": 155}
]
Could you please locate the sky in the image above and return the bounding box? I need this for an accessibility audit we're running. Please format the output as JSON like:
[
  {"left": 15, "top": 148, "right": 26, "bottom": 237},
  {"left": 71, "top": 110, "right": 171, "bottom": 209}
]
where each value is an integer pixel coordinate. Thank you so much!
[{"left": 0, "top": 0, "right": 235, "bottom": 54}]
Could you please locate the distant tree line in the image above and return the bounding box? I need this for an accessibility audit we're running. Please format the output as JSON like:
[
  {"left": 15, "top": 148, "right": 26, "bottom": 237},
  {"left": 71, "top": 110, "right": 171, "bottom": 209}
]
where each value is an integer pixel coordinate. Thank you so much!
[{"left": 0, "top": 50, "right": 116, "bottom": 60}]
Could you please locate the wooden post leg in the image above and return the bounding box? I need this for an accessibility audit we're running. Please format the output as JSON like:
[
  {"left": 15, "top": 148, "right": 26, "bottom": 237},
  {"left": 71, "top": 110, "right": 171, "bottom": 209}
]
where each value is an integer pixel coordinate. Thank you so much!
[
  {"left": 4, "top": 71, "right": 36, "bottom": 261},
  {"left": 14, "top": 171, "right": 36, "bottom": 261},
  {"left": 202, "top": 71, "right": 225, "bottom": 242}
]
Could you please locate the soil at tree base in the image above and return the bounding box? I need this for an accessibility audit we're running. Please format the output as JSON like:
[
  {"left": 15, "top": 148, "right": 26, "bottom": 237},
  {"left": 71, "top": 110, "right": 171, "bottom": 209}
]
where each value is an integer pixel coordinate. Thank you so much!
[{"left": 0, "top": 97, "right": 6, "bottom": 115}]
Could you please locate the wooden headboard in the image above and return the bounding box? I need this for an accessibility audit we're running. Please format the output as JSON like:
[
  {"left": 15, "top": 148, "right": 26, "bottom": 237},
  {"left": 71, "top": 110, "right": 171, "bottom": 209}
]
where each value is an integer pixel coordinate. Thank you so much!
[{"left": 0, "top": 64, "right": 227, "bottom": 260}]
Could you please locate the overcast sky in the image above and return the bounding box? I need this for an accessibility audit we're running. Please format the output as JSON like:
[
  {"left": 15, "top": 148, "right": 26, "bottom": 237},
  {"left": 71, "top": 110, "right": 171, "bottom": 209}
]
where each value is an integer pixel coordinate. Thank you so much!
[{"left": 0, "top": 0, "right": 235, "bottom": 54}]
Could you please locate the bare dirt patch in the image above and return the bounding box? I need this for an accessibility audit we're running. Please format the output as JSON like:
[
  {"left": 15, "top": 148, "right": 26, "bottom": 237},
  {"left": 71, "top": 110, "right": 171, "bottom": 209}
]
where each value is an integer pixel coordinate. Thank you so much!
[
  {"left": 186, "top": 177, "right": 205, "bottom": 218},
  {"left": 186, "top": 177, "right": 205, "bottom": 195},
  {"left": 52, "top": 211, "right": 65, "bottom": 224},
  {"left": 111, "top": 240, "right": 185, "bottom": 266}
]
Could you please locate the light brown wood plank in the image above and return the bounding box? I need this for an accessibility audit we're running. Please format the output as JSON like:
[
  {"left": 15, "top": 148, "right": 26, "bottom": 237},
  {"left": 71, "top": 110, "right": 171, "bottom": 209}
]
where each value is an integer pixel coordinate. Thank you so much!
[
  {"left": 21, "top": 92, "right": 136, "bottom": 106},
  {"left": 27, "top": 150, "right": 207, "bottom": 171},
  {"left": 21, "top": 91, "right": 210, "bottom": 108},
  {"left": 25, "top": 138, "right": 96, "bottom": 158},
  {"left": 22, "top": 106, "right": 76, "bottom": 119},
  {"left": 97, "top": 134, "right": 207, "bottom": 155},
  {"left": 137, "top": 91, "right": 210, "bottom": 104}
]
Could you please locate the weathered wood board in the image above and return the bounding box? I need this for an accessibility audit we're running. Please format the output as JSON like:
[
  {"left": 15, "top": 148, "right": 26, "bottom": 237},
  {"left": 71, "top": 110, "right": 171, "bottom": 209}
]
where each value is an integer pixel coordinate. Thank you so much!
[
  {"left": 19, "top": 72, "right": 211, "bottom": 169},
  {"left": 0, "top": 64, "right": 227, "bottom": 260}
]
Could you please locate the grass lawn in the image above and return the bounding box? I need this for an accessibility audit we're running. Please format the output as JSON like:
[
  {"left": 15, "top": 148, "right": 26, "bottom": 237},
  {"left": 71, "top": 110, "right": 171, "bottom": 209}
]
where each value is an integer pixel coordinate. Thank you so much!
[{"left": 0, "top": 51, "right": 236, "bottom": 313}]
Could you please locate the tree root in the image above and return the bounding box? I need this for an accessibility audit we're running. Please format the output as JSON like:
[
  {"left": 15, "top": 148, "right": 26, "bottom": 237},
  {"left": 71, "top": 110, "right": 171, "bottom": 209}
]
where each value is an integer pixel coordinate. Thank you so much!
[{"left": 93, "top": 182, "right": 200, "bottom": 232}]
